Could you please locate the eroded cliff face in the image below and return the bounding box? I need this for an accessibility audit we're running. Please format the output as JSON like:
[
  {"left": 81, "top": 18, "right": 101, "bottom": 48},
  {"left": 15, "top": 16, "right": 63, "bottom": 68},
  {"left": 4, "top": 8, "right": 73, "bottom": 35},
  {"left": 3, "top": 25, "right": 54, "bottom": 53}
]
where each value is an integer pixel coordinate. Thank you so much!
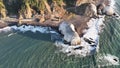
[
  {"left": 0, "top": 0, "right": 117, "bottom": 29},
  {"left": 57, "top": 0, "right": 117, "bottom": 47},
  {"left": 0, "top": 0, "right": 119, "bottom": 59},
  {"left": 59, "top": 22, "right": 81, "bottom": 45},
  {"left": 0, "top": 1, "right": 6, "bottom": 19},
  {"left": 0, "top": 0, "right": 112, "bottom": 19}
]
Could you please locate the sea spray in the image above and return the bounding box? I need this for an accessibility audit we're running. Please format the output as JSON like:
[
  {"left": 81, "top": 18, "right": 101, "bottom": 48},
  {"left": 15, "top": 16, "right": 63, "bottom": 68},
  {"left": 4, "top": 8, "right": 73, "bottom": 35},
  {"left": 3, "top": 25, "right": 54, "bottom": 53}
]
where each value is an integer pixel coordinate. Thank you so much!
[
  {"left": 97, "top": 54, "right": 119, "bottom": 67},
  {"left": 11, "top": 25, "right": 57, "bottom": 33},
  {"left": 108, "top": 0, "right": 115, "bottom": 8},
  {"left": 0, "top": 0, "right": 118, "bottom": 65},
  {"left": 0, "top": 25, "right": 57, "bottom": 34},
  {"left": 54, "top": 16, "right": 105, "bottom": 57},
  {"left": 0, "top": 26, "right": 13, "bottom": 33}
]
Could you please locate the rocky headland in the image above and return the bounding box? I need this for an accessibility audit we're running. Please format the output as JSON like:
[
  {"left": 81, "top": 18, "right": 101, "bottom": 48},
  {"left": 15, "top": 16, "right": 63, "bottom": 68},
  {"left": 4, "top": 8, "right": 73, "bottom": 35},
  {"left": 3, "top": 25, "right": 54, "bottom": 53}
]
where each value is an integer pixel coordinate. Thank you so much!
[{"left": 0, "top": 0, "right": 119, "bottom": 56}]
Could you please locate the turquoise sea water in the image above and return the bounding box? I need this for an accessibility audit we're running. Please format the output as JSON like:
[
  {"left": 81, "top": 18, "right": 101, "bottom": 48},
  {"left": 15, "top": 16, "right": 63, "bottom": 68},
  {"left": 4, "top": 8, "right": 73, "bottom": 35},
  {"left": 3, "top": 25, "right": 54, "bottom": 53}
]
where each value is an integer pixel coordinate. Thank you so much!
[{"left": 0, "top": 1, "right": 120, "bottom": 68}]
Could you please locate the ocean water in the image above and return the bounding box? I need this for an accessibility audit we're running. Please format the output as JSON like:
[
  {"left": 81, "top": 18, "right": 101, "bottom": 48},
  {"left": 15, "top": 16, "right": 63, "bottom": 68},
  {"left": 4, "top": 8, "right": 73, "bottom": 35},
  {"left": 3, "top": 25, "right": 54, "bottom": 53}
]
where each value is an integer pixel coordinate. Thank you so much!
[{"left": 0, "top": 1, "right": 120, "bottom": 68}]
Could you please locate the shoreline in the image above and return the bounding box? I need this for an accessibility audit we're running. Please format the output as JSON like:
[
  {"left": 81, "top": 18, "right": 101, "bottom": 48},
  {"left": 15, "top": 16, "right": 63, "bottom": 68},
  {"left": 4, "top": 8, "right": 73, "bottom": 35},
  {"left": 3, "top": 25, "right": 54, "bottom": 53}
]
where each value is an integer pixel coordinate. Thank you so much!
[
  {"left": 0, "top": 0, "right": 120, "bottom": 67},
  {"left": 0, "top": 0, "right": 115, "bottom": 29}
]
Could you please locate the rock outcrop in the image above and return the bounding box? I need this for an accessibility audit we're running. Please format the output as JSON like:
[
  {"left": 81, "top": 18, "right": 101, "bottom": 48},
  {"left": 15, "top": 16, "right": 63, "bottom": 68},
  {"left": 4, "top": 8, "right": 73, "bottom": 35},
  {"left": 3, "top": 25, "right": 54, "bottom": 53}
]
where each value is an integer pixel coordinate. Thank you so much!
[
  {"left": 97, "top": 3, "right": 115, "bottom": 16},
  {"left": 66, "top": 15, "right": 90, "bottom": 37},
  {"left": 96, "top": 0, "right": 119, "bottom": 17},
  {"left": 83, "top": 3, "right": 98, "bottom": 18},
  {"left": 0, "top": 1, "right": 7, "bottom": 19},
  {"left": 59, "top": 22, "right": 81, "bottom": 45},
  {"left": 67, "top": 3, "right": 98, "bottom": 18}
]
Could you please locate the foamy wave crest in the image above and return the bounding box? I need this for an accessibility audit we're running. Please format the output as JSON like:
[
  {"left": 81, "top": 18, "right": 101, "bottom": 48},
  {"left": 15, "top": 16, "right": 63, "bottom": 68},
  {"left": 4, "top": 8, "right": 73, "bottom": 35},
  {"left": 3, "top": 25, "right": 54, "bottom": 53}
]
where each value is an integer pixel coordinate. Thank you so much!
[
  {"left": 97, "top": 54, "right": 119, "bottom": 67},
  {"left": 0, "top": 25, "right": 57, "bottom": 34},
  {"left": 0, "top": 26, "right": 13, "bottom": 33},
  {"left": 11, "top": 25, "right": 57, "bottom": 33},
  {"left": 54, "top": 16, "right": 105, "bottom": 57},
  {"left": 108, "top": 0, "right": 115, "bottom": 8},
  {"left": 54, "top": 0, "right": 120, "bottom": 57}
]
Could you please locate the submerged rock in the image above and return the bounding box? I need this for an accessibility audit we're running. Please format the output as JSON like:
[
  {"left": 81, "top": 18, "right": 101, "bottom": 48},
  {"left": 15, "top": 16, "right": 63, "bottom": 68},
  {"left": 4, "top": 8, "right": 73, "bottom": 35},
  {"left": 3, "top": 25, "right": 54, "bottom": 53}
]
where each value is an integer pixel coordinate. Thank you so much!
[{"left": 59, "top": 22, "right": 81, "bottom": 45}]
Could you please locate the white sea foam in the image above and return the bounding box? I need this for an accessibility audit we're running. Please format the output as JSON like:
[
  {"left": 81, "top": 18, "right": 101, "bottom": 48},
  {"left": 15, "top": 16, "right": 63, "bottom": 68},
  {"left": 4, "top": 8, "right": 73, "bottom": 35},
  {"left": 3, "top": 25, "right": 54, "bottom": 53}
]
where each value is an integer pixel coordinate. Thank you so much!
[
  {"left": 55, "top": 16, "right": 105, "bottom": 57},
  {"left": 0, "top": 0, "right": 118, "bottom": 59},
  {"left": 8, "top": 33, "right": 17, "bottom": 37},
  {"left": 0, "top": 25, "right": 57, "bottom": 34},
  {"left": 0, "top": 26, "right": 12, "bottom": 33},
  {"left": 97, "top": 54, "right": 119, "bottom": 67},
  {"left": 11, "top": 25, "right": 57, "bottom": 34},
  {"left": 54, "top": 0, "right": 119, "bottom": 57},
  {"left": 108, "top": 0, "right": 115, "bottom": 8}
]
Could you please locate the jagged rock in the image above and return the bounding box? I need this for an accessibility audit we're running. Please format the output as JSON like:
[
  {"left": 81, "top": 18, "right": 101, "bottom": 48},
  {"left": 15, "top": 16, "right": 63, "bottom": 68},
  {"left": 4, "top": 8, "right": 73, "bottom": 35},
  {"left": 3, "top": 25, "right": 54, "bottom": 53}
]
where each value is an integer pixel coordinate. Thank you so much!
[
  {"left": 0, "top": 9, "right": 6, "bottom": 19},
  {"left": 85, "top": 3, "right": 98, "bottom": 18},
  {"left": 68, "top": 3, "right": 98, "bottom": 18},
  {"left": 18, "top": 13, "right": 23, "bottom": 24},
  {"left": 0, "top": 20, "right": 7, "bottom": 28},
  {"left": 39, "top": 15, "right": 45, "bottom": 23},
  {"left": 59, "top": 22, "right": 81, "bottom": 45},
  {"left": 97, "top": 0, "right": 118, "bottom": 17},
  {"left": 67, "top": 15, "right": 90, "bottom": 37},
  {"left": 51, "top": 1, "right": 66, "bottom": 22},
  {"left": 97, "top": 3, "right": 105, "bottom": 15},
  {"left": 75, "top": 0, "right": 96, "bottom": 6}
]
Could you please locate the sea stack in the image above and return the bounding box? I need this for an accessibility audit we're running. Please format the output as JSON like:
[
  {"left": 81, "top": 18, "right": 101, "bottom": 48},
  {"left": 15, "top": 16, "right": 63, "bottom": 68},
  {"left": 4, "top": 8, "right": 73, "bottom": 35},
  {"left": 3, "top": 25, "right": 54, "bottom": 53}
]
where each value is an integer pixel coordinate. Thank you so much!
[
  {"left": 59, "top": 22, "right": 81, "bottom": 45},
  {"left": 97, "top": 3, "right": 115, "bottom": 16},
  {"left": 103, "top": 6, "right": 115, "bottom": 16}
]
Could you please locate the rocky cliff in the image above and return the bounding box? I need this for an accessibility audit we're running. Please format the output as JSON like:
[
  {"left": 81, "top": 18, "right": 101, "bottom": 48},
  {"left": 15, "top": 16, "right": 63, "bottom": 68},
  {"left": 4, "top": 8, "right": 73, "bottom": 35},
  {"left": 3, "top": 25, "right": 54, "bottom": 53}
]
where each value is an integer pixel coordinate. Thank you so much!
[{"left": 0, "top": 0, "right": 118, "bottom": 33}]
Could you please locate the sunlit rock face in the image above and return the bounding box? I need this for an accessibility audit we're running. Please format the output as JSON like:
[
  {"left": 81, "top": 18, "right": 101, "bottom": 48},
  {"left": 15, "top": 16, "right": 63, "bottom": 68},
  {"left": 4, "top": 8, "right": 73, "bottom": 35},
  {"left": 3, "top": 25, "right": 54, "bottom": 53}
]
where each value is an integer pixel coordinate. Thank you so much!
[
  {"left": 59, "top": 22, "right": 81, "bottom": 45},
  {"left": 84, "top": 3, "right": 98, "bottom": 18},
  {"left": 97, "top": 4, "right": 115, "bottom": 16},
  {"left": 55, "top": 38, "right": 98, "bottom": 57},
  {"left": 74, "top": 3, "right": 98, "bottom": 18},
  {"left": 56, "top": 17, "right": 105, "bottom": 57},
  {"left": 57, "top": 1, "right": 107, "bottom": 56},
  {"left": 97, "top": 0, "right": 118, "bottom": 16},
  {"left": 102, "top": 6, "right": 115, "bottom": 16}
]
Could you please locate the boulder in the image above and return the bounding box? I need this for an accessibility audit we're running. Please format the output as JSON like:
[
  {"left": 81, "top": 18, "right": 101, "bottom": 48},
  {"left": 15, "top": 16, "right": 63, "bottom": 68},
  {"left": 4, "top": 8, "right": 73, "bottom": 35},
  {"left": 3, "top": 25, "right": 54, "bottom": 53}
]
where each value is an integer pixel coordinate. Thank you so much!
[
  {"left": 97, "top": 3, "right": 105, "bottom": 15},
  {"left": 97, "top": 3, "right": 114, "bottom": 16},
  {"left": 59, "top": 22, "right": 81, "bottom": 45},
  {"left": 102, "top": 6, "right": 115, "bottom": 16},
  {"left": 97, "top": 3, "right": 117, "bottom": 16},
  {"left": 66, "top": 15, "right": 91, "bottom": 37},
  {"left": 75, "top": 3, "right": 98, "bottom": 18}
]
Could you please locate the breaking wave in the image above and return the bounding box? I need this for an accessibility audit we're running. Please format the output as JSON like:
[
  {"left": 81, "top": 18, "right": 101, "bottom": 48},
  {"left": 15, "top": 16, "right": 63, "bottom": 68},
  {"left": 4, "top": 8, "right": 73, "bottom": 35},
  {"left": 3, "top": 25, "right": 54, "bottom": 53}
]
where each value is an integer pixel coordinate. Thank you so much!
[
  {"left": 55, "top": 16, "right": 105, "bottom": 57},
  {"left": 0, "top": 0, "right": 119, "bottom": 67},
  {"left": 0, "top": 25, "right": 57, "bottom": 34},
  {"left": 97, "top": 54, "right": 119, "bottom": 67}
]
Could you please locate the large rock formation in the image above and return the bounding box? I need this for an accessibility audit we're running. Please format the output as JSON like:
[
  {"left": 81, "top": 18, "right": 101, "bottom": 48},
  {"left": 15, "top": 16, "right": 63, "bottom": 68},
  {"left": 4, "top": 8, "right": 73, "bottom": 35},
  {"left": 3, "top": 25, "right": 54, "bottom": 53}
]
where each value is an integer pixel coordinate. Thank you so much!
[
  {"left": 103, "top": 6, "right": 115, "bottom": 16},
  {"left": 56, "top": 16, "right": 105, "bottom": 57},
  {"left": 67, "top": 3, "right": 98, "bottom": 18},
  {"left": 96, "top": 0, "right": 119, "bottom": 17},
  {"left": 59, "top": 22, "right": 81, "bottom": 45},
  {"left": 83, "top": 3, "right": 98, "bottom": 18},
  {"left": 0, "top": 1, "right": 7, "bottom": 19},
  {"left": 97, "top": 3, "right": 115, "bottom": 16}
]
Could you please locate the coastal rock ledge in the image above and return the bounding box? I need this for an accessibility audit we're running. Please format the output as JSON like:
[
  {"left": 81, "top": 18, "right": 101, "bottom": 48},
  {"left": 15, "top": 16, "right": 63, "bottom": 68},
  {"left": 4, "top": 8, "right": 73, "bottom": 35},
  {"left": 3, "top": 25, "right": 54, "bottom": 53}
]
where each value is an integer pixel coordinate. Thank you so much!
[
  {"left": 0, "top": 0, "right": 119, "bottom": 57},
  {"left": 59, "top": 22, "right": 81, "bottom": 45}
]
